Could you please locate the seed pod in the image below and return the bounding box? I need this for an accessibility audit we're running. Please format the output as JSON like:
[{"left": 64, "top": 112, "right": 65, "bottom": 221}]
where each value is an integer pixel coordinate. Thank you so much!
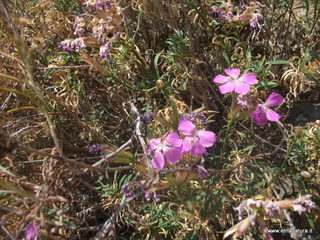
[
  {"left": 156, "top": 79, "right": 164, "bottom": 89},
  {"left": 300, "top": 171, "right": 312, "bottom": 179},
  {"left": 307, "top": 167, "right": 315, "bottom": 175}
]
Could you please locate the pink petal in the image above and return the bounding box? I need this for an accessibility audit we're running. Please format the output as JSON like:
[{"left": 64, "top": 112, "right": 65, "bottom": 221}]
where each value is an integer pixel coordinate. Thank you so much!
[
  {"left": 182, "top": 137, "right": 192, "bottom": 153},
  {"left": 224, "top": 68, "right": 240, "bottom": 77},
  {"left": 266, "top": 109, "right": 281, "bottom": 122},
  {"left": 149, "top": 138, "right": 161, "bottom": 153},
  {"left": 166, "top": 132, "right": 181, "bottom": 147},
  {"left": 213, "top": 74, "right": 230, "bottom": 83},
  {"left": 190, "top": 141, "right": 206, "bottom": 156},
  {"left": 234, "top": 82, "right": 250, "bottom": 95},
  {"left": 241, "top": 73, "right": 258, "bottom": 85},
  {"left": 219, "top": 81, "right": 235, "bottom": 94},
  {"left": 151, "top": 151, "right": 165, "bottom": 169},
  {"left": 178, "top": 118, "right": 196, "bottom": 136},
  {"left": 197, "top": 130, "right": 216, "bottom": 147},
  {"left": 265, "top": 93, "right": 284, "bottom": 107},
  {"left": 250, "top": 105, "right": 268, "bottom": 126},
  {"left": 164, "top": 147, "right": 182, "bottom": 165}
]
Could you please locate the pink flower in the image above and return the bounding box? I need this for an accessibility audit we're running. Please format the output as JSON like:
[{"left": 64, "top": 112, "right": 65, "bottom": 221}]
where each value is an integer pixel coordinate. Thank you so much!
[
  {"left": 178, "top": 118, "right": 216, "bottom": 156},
  {"left": 149, "top": 132, "right": 183, "bottom": 169},
  {"left": 213, "top": 69, "right": 258, "bottom": 95},
  {"left": 24, "top": 222, "right": 40, "bottom": 240},
  {"left": 251, "top": 92, "right": 284, "bottom": 126}
]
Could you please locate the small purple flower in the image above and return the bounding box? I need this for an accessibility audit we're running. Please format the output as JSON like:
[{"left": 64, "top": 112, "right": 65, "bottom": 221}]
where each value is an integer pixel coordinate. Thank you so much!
[
  {"left": 293, "top": 204, "right": 307, "bottom": 215},
  {"left": 145, "top": 191, "right": 160, "bottom": 202},
  {"left": 88, "top": 144, "right": 102, "bottom": 153},
  {"left": 149, "top": 132, "right": 183, "bottom": 169},
  {"left": 210, "top": 6, "right": 225, "bottom": 19},
  {"left": 234, "top": 202, "right": 245, "bottom": 220},
  {"left": 178, "top": 118, "right": 216, "bottom": 156},
  {"left": 250, "top": 92, "right": 284, "bottom": 126},
  {"left": 58, "top": 39, "right": 73, "bottom": 51},
  {"left": 213, "top": 69, "right": 258, "bottom": 95},
  {"left": 96, "top": 0, "right": 111, "bottom": 10},
  {"left": 73, "top": 16, "right": 86, "bottom": 36},
  {"left": 265, "top": 201, "right": 280, "bottom": 217},
  {"left": 141, "top": 111, "right": 155, "bottom": 124},
  {"left": 193, "top": 165, "right": 208, "bottom": 179},
  {"left": 24, "top": 222, "right": 40, "bottom": 240},
  {"left": 182, "top": 113, "right": 206, "bottom": 125},
  {"left": 71, "top": 38, "right": 86, "bottom": 52},
  {"left": 83, "top": 0, "right": 97, "bottom": 12},
  {"left": 303, "top": 195, "right": 317, "bottom": 209},
  {"left": 247, "top": 199, "right": 263, "bottom": 208},
  {"left": 121, "top": 184, "right": 134, "bottom": 197},
  {"left": 99, "top": 43, "right": 111, "bottom": 59},
  {"left": 296, "top": 195, "right": 317, "bottom": 210},
  {"left": 249, "top": 12, "right": 263, "bottom": 30}
]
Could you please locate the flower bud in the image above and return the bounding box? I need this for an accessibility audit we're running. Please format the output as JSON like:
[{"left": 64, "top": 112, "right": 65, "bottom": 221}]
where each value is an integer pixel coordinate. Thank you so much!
[
  {"left": 156, "top": 79, "right": 165, "bottom": 89},
  {"left": 300, "top": 171, "right": 312, "bottom": 179}
]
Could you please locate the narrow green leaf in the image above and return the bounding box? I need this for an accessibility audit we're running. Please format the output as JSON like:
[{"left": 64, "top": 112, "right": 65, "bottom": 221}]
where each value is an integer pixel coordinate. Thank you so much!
[{"left": 266, "top": 60, "right": 290, "bottom": 65}]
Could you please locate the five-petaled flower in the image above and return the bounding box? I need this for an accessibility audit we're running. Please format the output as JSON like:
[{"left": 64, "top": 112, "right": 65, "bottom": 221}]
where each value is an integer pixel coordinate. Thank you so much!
[
  {"left": 178, "top": 117, "right": 216, "bottom": 156},
  {"left": 213, "top": 69, "right": 258, "bottom": 95},
  {"left": 250, "top": 92, "right": 284, "bottom": 126},
  {"left": 149, "top": 132, "right": 183, "bottom": 169}
]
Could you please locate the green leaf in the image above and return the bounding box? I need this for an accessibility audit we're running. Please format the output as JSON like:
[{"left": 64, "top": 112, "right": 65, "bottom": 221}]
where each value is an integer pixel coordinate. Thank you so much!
[
  {"left": 257, "top": 81, "right": 279, "bottom": 91},
  {"left": 266, "top": 60, "right": 290, "bottom": 65},
  {"left": 154, "top": 51, "right": 163, "bottom": 79},
  {"left": 242, "top": 145, "right": 255, "bottom": 152},
  {"left": 307, "top": 215, "right": 315, "bottom": 229}
]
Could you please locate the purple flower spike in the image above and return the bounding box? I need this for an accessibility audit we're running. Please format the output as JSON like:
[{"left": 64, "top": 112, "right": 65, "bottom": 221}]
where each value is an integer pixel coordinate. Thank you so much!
[
  {"left": 149, "top": 132, "right": 183, "bottom": 169},
  {"left": 293, "top": 204, "right": 307, "bottom": 215},
  {"left": 178, "top": 118, "right": 216, "bottom": 156},
  {"left": 234, "top": 203, "right": 245, "bottom": 220},
  {"left": 213, "top": 69, "right": 258, "bottom": 95},
  {"left": 24, "top": 222, "right": 40, "bottom": 240},
  {"left": 58, "top": 39, "right": 73, "bottom": 51},
  {"left": 88, "top": 144, "right": 102, "bottom": 153},
  {"left": 71, "top": 38, "right": 86, "bottom": 52},
  {"left": 141, "top": 111, "right": 155, "bottom": 124},
  {"left": 145, "top": 191, "right": 160, "bottom": 202},
  {"left": 250, "top": 92, "right": 284, "bottom": 126},
  {"left": 73, "top": 16, "right": 86, "bottom": 36},
  {"left": 121, "top": 184, "right": 134, "bottom": 197},
  {"left": 265, "top": 201, "right": 280, "bottom": 217},
  {"left": 99, "top": 43, "right": 111, "bottom": 59}
]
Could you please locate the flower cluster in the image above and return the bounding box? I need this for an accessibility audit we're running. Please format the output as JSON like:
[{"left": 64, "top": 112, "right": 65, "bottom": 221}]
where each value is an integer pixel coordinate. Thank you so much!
[
  {"left": 293, "top": 194, "right": 317, "bottom": 215},
  {"left": 59, "top": 0, "right": 123, "bottom": 59},
  {"left": 226, "top": 195, "right": 317, "bottom": 239},
  {"left": 88, "top": 144, "right": 102, "bottom": 153},
  {"left": 234, "top": 195, "right": 317, "bottom": 222},
  {"left": 210, "top": 2, "right": 263, "bottom": 30},
  {"left": 148, "top": 117, "right": 216, "bottom": 169},
  {"left": 212, "top": 69, "right": 284, "bottom": 126}
]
